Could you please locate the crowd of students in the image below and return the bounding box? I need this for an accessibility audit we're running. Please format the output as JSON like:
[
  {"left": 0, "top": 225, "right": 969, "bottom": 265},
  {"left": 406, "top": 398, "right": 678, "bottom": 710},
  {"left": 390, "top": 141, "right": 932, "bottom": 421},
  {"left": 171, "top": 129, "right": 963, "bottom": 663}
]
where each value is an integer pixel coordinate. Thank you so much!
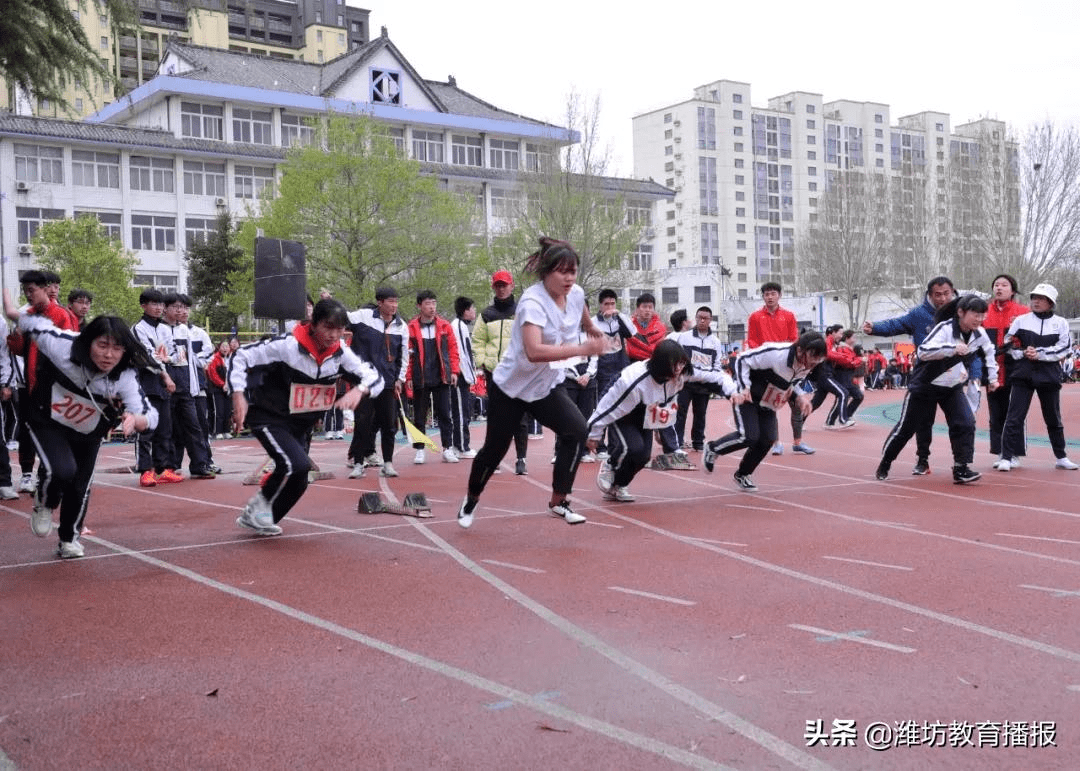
[{"left": 7, "top": 246, "right": 1079, "bottom": 555}]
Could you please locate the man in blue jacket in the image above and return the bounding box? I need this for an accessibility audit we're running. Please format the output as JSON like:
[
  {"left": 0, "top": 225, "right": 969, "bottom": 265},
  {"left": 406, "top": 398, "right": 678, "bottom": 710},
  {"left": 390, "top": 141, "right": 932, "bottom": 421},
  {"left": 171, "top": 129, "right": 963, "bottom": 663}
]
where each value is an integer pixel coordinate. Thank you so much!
[{"left": 862, "top": 276, "right": 955, "bottom": 475}]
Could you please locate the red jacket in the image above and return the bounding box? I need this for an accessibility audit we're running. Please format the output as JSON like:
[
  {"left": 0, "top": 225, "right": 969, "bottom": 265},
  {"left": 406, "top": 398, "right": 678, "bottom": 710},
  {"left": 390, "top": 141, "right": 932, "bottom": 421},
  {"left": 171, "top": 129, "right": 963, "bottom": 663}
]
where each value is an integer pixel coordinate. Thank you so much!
[
  {"left": 745, "top": 305, "right": 798, "bottom": 348},
  {"left": 626, "top": 314, "right": 666, "bottom": 361},
  {"left": 8, "top": 301, "right": 80, "bottom": 392},
  {"left": 983, "top": 298, "right": 1029, "bottom": 387},
  {"left": 207, "top": 351, "right": 229, "bottom": 389},
  {"left": 407, "top": 315, "right": 460, "bottom": 388},
  {"left": 827, "top": 338, "right": 859, "bottom": 369}
]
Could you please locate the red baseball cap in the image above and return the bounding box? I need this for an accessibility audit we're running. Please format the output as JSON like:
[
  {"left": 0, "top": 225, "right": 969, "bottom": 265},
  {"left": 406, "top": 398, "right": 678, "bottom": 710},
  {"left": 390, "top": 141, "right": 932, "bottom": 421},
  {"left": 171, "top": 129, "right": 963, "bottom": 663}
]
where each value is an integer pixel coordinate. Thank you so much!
[{"left": 491, "top": 270, "right": 513, "bottom": 286}]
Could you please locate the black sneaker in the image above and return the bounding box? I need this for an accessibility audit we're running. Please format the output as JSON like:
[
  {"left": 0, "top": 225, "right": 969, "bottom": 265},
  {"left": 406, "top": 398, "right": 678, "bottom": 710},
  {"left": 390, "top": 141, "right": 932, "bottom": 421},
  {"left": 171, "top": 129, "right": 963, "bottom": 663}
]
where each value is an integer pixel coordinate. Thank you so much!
[
  {"left": 953, "top": 465, "right": 981, "bottom": 484},
  {"left": 702, "top": 442, "right": 718, "bottom": 473},
  {"left": 911, "top": 459, "right": 930, "bottom": 475},
  {"left": 514, "top": 458, "right": 527, "bottom": 475},
  {"left": 733, "top": 473, "right": 757, "bottom": 491},
  {"left": 875, "top": 461, "right": 890, "bottom": 480}
]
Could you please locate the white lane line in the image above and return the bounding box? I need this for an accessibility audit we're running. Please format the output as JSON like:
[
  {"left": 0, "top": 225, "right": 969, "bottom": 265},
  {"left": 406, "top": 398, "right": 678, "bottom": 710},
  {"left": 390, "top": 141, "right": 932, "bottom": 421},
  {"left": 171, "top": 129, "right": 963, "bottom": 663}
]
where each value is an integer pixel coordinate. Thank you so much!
[
  {"left": 608, "top": 586, "right": 696, "bottom": 606},
  {"left": 1019, "top": 584, "right": 1080, "bottom": 598},
  {"left": 725, "top": 503, "right": 783, "bottom": 512},
  {"left": 409, "top": 524, "right": 832, "bottom": 771},
  {"left": 789, "top": 624, "right": 916, "bottom": 654},
  {"left": 687, "top": 537, "right": 748, "bottom": 548},
  {"left": 997, "top": 532, "right": 1080, "bottom": 546},
  {"left": 822, "top": 556, "right": 913, "bottom": 572},
  {"left": 591, "top": 503, "right": 1080, "bottom": 665},
  {"left": 83, "top": 534, "right": 734, "bottom": 771},
  {"left": 481, "top": 559, "right": 545, "bottom": 574},
  {"left": 855, "top": 491, "right": 916, "bottom": 499}
]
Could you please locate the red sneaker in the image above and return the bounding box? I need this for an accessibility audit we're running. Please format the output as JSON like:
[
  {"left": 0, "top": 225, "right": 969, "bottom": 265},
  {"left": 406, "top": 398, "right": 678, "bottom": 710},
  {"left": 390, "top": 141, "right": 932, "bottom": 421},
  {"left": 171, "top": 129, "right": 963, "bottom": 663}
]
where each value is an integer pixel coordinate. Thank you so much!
[
  {"left": 139, "top": 470, "right": 157, "bottom": 487},
  {"left": 155, "top": 469, "right": 184, "bottom": 484}
]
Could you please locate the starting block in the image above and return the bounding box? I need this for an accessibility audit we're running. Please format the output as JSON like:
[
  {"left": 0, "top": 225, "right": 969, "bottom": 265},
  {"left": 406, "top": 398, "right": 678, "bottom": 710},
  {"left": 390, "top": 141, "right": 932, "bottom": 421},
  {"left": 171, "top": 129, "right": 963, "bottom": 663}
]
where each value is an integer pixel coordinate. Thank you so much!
[
  {"left": 242, "top": 456, "right": 334, "bottom": 485},
  {"left": 650, "top": 452, "right": 696, "bottom": 471},
  {"left": 357, "top": 491, "right": 433, "bottom": 518}
]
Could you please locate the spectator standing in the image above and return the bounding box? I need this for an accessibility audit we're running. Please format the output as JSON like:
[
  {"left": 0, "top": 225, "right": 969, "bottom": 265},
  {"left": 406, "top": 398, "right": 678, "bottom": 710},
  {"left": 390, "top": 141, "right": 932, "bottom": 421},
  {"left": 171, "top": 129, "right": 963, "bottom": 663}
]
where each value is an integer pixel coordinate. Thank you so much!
[
  {"left": 982, "top": 274, "right": 1030, "bottom": 467},
  {"left": 406, "top": 290, "right": 460, "bottom": 464},
  {"left": 591, "top": 288, "right": 634, "bottom": 460},
  {"left": 450, "top": 296, "right": 478, "bottom": 459}
]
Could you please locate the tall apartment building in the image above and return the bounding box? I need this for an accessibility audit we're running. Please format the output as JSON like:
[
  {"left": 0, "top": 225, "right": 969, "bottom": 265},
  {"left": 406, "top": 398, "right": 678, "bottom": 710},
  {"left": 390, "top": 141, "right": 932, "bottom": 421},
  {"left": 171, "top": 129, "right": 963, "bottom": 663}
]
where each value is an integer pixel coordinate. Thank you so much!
[
  {"left": 2, "top": 0, "right": 371, "bottom": 118},
  {"left": 0, "top": 30, "right": 667, "bottom": 295},
  {"left": 633, "top": 79, "right": 1018, "bottom": 309}
]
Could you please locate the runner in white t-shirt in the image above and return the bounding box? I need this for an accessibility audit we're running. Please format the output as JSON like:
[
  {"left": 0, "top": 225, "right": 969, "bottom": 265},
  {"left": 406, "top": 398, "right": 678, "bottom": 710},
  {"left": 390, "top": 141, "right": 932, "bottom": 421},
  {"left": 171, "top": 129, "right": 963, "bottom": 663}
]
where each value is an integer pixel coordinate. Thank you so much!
[{"left": 457, "top": 237, "right": 614, "bottom": 529}]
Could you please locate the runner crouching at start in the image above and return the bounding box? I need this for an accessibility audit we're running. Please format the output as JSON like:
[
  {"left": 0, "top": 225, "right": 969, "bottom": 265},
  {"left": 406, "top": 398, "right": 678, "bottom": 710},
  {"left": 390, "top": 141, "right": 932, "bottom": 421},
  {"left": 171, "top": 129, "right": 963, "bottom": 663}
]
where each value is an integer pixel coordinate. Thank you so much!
[
  {"left": 229, "top": 299, "right": 383, "bottom": 535},
  {"left": 586, "top": 339, "right": 735, "bottom": 502}
]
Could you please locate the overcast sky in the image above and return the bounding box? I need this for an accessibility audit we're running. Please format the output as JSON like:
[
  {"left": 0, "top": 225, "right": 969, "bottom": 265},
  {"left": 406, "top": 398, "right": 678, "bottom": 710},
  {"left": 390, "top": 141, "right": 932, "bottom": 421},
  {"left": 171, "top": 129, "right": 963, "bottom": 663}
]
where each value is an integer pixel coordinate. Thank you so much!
[{"left": 361, "top": 0, "right": 1080, "bottom": 177}]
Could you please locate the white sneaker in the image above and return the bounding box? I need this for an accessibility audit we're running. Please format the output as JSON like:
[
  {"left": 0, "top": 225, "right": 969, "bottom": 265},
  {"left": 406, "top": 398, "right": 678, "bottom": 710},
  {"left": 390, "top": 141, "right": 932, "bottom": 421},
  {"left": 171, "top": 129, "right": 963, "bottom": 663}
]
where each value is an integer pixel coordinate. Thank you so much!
[
  {"left": 596, "top": 451, "right": 610, "bottom": 460},
  {"left": 997, "top": 458, "right": 1012, "bottom": 472},
  {"left": 31, "top": 504, "right": 53, "bottom": 537},
  {"left": 550, "top": 455, "right": 556, "bottom": 464},
  {"left": 57, "top": 539, "right": 84, "bottom": 559},
  {"left": 0, "top": 486, "right": 18, "bottom": 500},
  {"left": 1056, "top": 457, "right": 1079, "bottom": 470},
  {"left": 458, "top": 449, "right": 477, "bottom": 459},
  {"left": 18, "top": 473, "right": 35, "bottom": 493},
  {"left": 363, "top": 454, "right": 382, "bottom": 467},
  {"left": 380, "top": 463, "right": 399, "bottom": 478},
  {"left": 457, "top": 497, "right": 476, "bottom": 529},
  {"left": 348, "top": 465, "right": 365, "bottom": 479},
  {"left": 414, "top": 449, "right": 426, "bottom": 464},
  {"left": 6, "top": 440, "right": 18, "bottom": 451},
  {"left": 604, "top": 485, "right": 635, "bottom": 502},
  {"left": 236, "top": 494, "right": 281, "bottom": 535},
  {"left": 579, "top": 455, "right": 596, "bottom": 463},
  {"left": 442, "top": 448, "right": 460, "bottom": 463},
  {"left": 548, "top": 499, "right": 586, "bottom": 525},
  {"left": 596, "top": 461, "right": 614, "bottom": 494}
]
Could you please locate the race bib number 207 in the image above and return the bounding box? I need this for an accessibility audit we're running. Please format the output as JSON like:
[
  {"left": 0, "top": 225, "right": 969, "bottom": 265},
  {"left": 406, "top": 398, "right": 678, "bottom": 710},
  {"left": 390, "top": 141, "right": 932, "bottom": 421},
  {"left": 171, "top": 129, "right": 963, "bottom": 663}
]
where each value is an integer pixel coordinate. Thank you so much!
[
  {"left": 289, "top": 383, "right": 337, "bottom": 414},
  {"left": 51, "top": 383, "right": 101, "bottom": 434}
]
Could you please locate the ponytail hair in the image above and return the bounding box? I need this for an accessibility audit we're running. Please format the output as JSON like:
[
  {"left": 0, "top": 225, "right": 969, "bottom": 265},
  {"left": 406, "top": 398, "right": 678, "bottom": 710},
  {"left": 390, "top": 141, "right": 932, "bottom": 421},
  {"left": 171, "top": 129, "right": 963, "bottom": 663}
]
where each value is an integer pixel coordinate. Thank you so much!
[
  {"left": 524, "top": 236, "right": 580, "bottom": 278},
  {"left": 934, "top": 293, "right": 989, "bottom": 324}
]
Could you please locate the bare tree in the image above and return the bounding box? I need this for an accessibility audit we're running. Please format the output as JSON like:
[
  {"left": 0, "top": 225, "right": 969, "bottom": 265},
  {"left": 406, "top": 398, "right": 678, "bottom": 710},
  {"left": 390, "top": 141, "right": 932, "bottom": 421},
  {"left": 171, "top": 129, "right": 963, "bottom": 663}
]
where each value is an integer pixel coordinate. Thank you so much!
[
  {"left": 799, "top": 169, "right": 894, "bottom": 327},
  {"left": 491, "top": 91, "right": 646, "bottom": 298},
  {"left": 1017, "top": 121, "right": 1080, "bottom": 290}
]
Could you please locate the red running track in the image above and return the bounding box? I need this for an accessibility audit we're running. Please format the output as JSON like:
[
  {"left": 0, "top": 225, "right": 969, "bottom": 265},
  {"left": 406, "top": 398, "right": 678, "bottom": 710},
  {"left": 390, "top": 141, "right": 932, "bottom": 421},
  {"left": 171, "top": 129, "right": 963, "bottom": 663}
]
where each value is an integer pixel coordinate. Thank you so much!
[{"left": 2, "top": 387, "right": 1080, "bottom": 769}]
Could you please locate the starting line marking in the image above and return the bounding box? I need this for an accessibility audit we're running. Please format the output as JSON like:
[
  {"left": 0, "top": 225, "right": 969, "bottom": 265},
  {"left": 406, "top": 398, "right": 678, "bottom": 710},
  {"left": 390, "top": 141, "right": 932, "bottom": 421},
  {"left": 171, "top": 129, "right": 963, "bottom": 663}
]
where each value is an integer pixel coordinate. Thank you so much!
[
  {"left": 481, "top": 559, "right": 545, "bottom": 574},
  {"left": 822, "top": 555, "right": 914, "bottom": 572},
  {"left": 1019, "top": 584, "right": 1080, "bottom": 599},
  {"left": 789, "top": 624, "right": 917, "bottom": 654},
  {"left": 608, "top": 586, "right": 697, "bottom": 606}
]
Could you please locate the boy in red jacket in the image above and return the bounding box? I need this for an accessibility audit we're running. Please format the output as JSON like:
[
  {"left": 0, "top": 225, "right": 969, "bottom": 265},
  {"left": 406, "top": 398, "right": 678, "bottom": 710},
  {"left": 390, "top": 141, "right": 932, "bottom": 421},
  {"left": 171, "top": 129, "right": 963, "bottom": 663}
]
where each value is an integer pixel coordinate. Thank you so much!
[
  {"left": 626, "top": 293, "right": 665, "bottom": 361},
  {"left": 407, "top": 290, "right": 460, "bottom": 464}
]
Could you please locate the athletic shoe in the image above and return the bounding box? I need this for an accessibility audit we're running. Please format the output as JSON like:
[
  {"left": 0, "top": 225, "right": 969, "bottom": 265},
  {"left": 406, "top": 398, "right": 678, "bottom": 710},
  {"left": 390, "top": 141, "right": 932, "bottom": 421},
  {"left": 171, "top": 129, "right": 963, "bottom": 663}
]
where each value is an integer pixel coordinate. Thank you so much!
[
  {"left": 190, "top": 467, "right": 216, "bottom": 479},
  {"left": 673, "top": 449, "right": 689, "bottom": 462},
  {"left": 823, "top": 423, "right": 840, "bottom": 431},
  {"left": 380, "top": 463, "right": 399, "bottom": 478},
  {"left": 596, "top": 451, "right": 610, "bottom": 461},
  {"left": 208, "top": 464, "right": 223, "bottom": 475},
  {"left": 236, "top": 494, "right": 281, "bottom": 535},
  {"left": 156, "top": 469, "right": 184, "bottom": 484},
  {"left": 363, "top": 454, "right": 382, "bottom": 468},
  {"left": 515, "top": 458, "right": 527, "bottom": 476},
  {"left": 911, "top": 459, "right": 931, "bottom": 476},
  {"left": 991, "top": 459, "right": 1002, "bottom": 470},
  {"left": 996, "top": 457, "right": 1012, "bottom": 471},
  {"left": 842, "top": 419, "right": 857, "bottom": 428},
  {"left": 6, "top": 440, "right": 18, "bottom": 451},
  {"left": 30, "top": 504, "right": 53, "bottom": 537},
  {"left": 413, "top": 449, "right": 426, "bottom": 465},
  {"left": 1010, "top": 457, "right": 1022, "bottom": 468},
  {"left": 953, "top": 465, "right": 981, "bottom": 484},
  {"left": 57, "top": 539, "right": 84, "bottom": 559},
  {"left": 579, "top": 454, "right": 596, "bottom": 464},
  {"left": 596, "top": 461, "right": 614, "bottom": 494},
  {"left": 18, "top": 473, "right": 35, "bottom": 493},
  {"left": 549, "top": 455, "right": 556, "bottom": 464},
  {"left": 529, "top": 433, "right": 543, "bottom": 440},
  {"left": 733, "top": 473, "right": 758, "bottom": 491},
  {"left": 548, "top": 499, "right": 586, "bottom": 524},
  {"left": 458, "top": 449, "right": 478, "bottom": 459},
  {"left": 348, "top": 465, "right": 365, "bottom": 479},
  {"left": 442, "top": 448, "right": 460, "bottom": 463},
  {"left": 875, "top": 461, "right": 890, "bottom": 481},
  {"left": 792, "top": 443, "right": 816, "bottom": 455},
  {"left": 771, "top": 442, "right": 784, "bottom": 456},
  {"left": 139, "top": 470, "right": 157, "bottom": 487},
  {"left": 457, "top": 497, "right": 476, "bottom": 529},
  {"left": 1056, "top": 457, "right": 1079, "bottom": 470},
  {"left": 0, "top": 486, "right": 18, "bottom": 500},
  {"left": 702, "top": 442, "right": 718, "bottom": 473},
  {"left": 604, "top": 486, "right": 635, "bottom": 502}
]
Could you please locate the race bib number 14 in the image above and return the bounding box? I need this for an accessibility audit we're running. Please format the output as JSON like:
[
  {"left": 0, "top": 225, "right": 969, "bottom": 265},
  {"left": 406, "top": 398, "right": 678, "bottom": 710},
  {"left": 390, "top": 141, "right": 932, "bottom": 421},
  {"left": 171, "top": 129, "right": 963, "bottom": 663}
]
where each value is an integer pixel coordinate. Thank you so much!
[{"left": 289, "top": 383, "right": 337, "bottom": 414}]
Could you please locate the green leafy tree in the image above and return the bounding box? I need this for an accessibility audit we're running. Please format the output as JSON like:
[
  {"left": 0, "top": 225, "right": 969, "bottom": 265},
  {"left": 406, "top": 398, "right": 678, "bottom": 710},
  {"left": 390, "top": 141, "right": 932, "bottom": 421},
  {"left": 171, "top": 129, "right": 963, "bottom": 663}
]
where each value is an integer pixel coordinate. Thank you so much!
[
  {"left": 185, "top": 211, "right": 247, "bottom": 333},
  {"left": 491, "top": 92, "right": 645, "bottom": 299},
  {"left": 255, "top": 113, "right": 478, "bottom": 310},
  {"left": 32, "top": 214, "right": 140, "bottom": 321},
  {"left": 0, "top": 0, "right": 136, "bottom": 113}
]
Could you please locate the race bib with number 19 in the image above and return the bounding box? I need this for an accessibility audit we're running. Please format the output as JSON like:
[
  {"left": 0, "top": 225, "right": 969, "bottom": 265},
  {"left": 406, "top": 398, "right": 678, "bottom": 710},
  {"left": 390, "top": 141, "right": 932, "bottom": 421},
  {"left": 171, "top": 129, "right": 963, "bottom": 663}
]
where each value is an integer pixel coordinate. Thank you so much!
[{"left": 643, "top": 401, "right": 677, "bottom": 429}]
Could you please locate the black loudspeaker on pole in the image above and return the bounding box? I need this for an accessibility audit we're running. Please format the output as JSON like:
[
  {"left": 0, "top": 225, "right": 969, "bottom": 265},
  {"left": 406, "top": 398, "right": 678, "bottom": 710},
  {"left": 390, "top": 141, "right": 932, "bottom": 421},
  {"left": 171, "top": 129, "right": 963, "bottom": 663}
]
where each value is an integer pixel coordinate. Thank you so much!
[{"left": 253, "top": 237, "right": 307, "bottom": 321}]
